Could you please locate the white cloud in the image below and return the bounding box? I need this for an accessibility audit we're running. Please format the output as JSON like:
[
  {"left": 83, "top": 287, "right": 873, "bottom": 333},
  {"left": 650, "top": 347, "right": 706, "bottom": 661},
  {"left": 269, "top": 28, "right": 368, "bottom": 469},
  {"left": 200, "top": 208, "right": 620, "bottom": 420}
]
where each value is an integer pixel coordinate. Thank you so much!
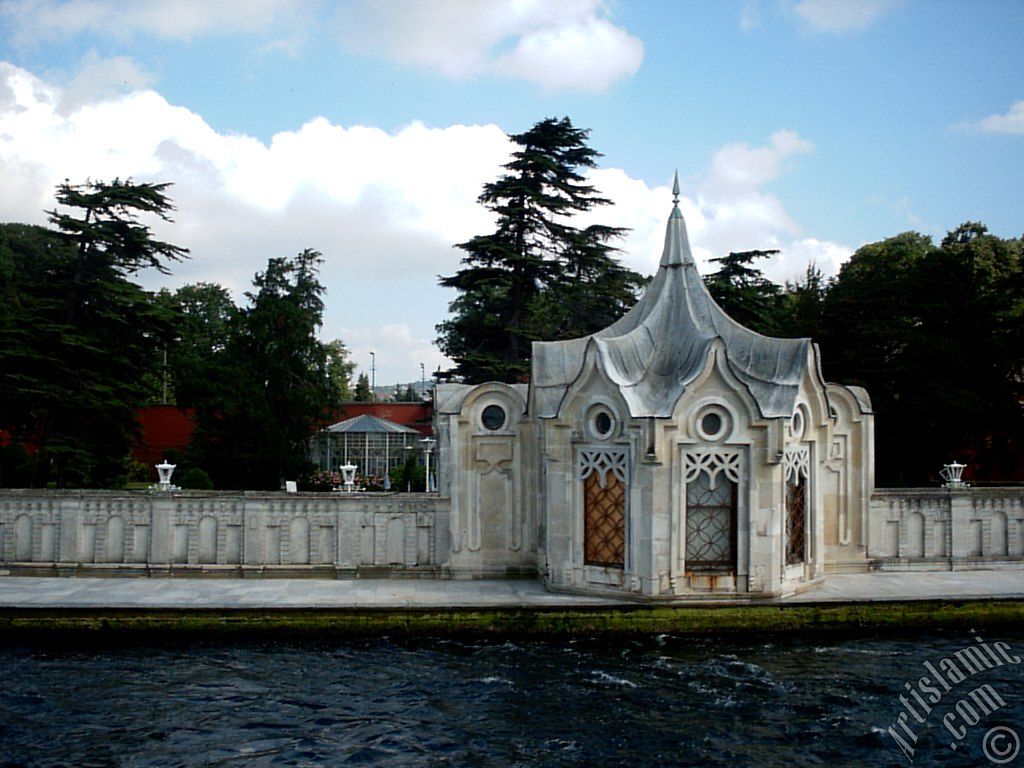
[
  {"left": 791, "top": 0, "right": 899, "bottom": 33},
  {"left": 0, "top": 62, "right": 853, "bottom": 383},
  {"left": 965, "top": 100, "right": 1024, "bottom": 136},
  {"left": 706, "top": 130, "right": 813, "bottom": 197},
  {"left": 0, "top": 0, "right": 309, "bottom": 44},
  {"left": 765, "top": 237, "right": 849, "bottom": 284},
  {"left": 587, "top": 132, "right": 851, "bottom": 286},
  {"left": 58, "top": 50, "right": 154, "bottom": 115},
  {"left": 336, "top": 0, "right": 643, "bottom": 92}
]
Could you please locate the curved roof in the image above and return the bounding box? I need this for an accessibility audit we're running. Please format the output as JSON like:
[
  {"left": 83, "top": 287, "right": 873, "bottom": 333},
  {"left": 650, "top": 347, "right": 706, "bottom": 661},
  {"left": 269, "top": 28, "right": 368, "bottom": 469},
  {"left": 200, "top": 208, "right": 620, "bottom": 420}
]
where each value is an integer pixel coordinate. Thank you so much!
[
  {"left": 532, "top": 193, "right": 812, "bottom": 419},
  {"left": 324, "top": 414, "right": 422, "bottom": 434}
]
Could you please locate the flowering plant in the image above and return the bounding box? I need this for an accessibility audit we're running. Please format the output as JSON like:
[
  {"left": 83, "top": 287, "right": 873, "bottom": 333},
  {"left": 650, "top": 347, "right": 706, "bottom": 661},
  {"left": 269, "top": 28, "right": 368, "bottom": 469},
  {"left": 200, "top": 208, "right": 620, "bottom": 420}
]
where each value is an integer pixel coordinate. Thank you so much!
[{"left": 298, "top": 469, "right": 341, "bottom": 492}]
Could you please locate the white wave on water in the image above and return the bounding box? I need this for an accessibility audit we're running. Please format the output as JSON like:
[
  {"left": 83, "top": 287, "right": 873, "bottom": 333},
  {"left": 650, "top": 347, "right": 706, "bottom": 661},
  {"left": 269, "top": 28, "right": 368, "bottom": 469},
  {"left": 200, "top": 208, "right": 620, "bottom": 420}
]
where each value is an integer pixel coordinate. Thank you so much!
[
  {"left": 590, "top": 670, "right": 639, "bottom": 688},
  {"left": 814, "top": 645, "right": 903, "bottom": 657},
  {"left": 477, "top": 676, "right": 514, "bottom": 686}
]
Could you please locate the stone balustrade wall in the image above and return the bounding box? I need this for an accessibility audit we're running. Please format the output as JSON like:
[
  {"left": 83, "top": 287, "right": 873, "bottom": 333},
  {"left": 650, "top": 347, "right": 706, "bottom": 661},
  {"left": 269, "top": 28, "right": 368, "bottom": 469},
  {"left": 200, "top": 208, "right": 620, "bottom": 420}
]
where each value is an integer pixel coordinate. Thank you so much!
[
  {"left": 5, "top": 487, "right": 1023, "bottom": 577},
  {"left": 0, "top": 490, "right": 450, "bottom": 576},
  {"left": 866, "top": 487, "right": 1024, "bottom": 569}
]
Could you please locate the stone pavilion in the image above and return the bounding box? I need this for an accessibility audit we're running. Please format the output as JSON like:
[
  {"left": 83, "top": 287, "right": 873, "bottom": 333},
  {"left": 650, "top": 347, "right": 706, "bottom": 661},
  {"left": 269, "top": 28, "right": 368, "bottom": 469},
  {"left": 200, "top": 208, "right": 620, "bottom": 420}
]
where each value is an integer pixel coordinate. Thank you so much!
[{"left": 435, "top": 179, "right": 874, "bottom": 597}]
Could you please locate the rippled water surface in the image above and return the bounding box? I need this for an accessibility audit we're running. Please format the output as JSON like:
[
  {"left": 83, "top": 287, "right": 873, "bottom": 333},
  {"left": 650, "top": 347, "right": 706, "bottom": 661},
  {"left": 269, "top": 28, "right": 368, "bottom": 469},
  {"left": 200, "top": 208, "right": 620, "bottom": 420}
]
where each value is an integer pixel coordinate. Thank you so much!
[{"left": 1, "top": 631, "right": 1022, "bottom": 767}]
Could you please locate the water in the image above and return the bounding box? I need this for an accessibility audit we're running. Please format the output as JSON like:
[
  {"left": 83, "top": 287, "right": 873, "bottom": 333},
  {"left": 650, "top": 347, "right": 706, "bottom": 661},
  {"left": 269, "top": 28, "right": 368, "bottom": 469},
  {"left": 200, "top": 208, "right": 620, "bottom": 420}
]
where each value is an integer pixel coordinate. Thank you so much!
[{"left": 1, "top": 631, "right": 1021, "bottom": 767}]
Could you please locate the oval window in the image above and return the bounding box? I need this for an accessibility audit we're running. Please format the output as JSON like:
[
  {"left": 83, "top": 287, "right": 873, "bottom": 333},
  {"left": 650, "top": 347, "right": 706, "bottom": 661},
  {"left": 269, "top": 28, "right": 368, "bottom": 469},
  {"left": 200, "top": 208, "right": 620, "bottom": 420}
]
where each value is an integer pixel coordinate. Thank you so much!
[
  {"left": 481, "top": 404, "right": 506, "bottom": 431},
  {"left": 791, "top": 409, "right": 805, "bottom": 439},
  {"left": 594, "top": 411, "right": 613, "bottom": 437}
]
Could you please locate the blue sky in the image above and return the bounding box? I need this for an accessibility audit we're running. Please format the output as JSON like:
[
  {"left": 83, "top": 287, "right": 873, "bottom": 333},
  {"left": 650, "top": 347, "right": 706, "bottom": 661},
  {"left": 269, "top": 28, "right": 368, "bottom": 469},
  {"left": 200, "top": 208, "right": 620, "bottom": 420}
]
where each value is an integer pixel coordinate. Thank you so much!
[{"left": 1, "top": 0, "right": 1021, "bottom": 385}]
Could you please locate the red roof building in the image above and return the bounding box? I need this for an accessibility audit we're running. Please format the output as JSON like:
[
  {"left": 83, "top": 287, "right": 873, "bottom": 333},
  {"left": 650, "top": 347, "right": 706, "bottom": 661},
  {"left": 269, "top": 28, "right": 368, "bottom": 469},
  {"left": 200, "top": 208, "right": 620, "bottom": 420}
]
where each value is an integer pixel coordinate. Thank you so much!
[{"left": 130, "top": 400, "right": 433, "bottom": 468}]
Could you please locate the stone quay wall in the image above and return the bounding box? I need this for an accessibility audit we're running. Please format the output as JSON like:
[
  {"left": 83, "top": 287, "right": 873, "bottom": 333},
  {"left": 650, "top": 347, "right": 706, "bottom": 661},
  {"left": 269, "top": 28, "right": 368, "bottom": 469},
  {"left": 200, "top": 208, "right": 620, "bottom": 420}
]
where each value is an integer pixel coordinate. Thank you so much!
[
  {"left": 862, "top": 487, "right": 1024, "bottom": 570},
  {"left": 0, "top": 490, "right": 450, "bottom": 577}
]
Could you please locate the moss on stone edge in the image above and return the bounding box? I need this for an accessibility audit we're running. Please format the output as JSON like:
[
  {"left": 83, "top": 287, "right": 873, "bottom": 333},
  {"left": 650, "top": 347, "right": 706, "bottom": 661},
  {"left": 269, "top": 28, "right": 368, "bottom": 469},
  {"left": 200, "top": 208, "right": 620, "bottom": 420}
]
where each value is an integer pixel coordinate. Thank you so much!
[{"left": 0, "top": 601, "right": 1022, "bottom": 641}]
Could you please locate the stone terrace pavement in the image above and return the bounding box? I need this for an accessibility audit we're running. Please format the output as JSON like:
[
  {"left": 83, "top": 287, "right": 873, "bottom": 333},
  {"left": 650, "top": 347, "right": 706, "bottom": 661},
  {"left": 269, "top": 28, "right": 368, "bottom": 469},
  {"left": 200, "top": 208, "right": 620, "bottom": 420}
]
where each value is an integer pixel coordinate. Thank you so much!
[{"left": 0, "top": 570, "right": 1021, "bottom": 610}]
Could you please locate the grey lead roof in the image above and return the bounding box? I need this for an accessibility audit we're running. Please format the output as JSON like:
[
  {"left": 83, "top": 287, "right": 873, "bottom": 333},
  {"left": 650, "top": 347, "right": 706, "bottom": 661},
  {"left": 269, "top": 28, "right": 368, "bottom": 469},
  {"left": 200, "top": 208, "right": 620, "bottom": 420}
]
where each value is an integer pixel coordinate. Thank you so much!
[{"left": 532, "top": 196, "right": 813, "bottom": 419}]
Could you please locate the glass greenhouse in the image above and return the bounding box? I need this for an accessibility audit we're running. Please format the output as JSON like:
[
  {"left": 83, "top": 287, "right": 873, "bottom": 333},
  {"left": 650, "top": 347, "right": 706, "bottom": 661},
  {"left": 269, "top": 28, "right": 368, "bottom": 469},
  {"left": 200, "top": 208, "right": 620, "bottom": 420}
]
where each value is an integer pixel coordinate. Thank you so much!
[{"left": 309, "top": 414, "right": 424, "bottom": 481}]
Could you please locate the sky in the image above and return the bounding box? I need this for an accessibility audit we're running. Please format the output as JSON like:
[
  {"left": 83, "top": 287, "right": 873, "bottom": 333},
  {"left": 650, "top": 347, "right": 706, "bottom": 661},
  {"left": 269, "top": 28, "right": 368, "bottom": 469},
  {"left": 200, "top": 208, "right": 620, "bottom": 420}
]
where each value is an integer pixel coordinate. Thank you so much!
[{"left": 1, "top": 0, "right": 1022, "bottom": 386}]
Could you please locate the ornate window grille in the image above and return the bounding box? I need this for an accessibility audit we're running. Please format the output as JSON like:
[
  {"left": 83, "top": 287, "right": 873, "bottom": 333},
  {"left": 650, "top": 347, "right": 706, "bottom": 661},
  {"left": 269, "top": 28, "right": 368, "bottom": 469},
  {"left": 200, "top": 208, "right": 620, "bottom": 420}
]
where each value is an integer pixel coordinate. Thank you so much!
[
  {"left": 578, "top": 448, "right": 628, "bottom": 568},
  {"left": 784, "top": 448, "right": 809, "bottom": 566},
  {"left": 683, "top": 451, "right": 740, "bottom": 571}
]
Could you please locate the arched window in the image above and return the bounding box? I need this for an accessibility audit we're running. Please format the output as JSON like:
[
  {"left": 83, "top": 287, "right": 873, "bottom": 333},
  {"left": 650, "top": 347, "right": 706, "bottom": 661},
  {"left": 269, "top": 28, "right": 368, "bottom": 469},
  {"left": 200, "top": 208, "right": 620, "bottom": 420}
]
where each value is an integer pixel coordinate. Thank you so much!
[
  {"left": 683, "top": 452, "right": 740, "bottom": 572},
  {"left": 784, "top": 448, "right": 809, "bottom": 566},
  {"left": 578, "top": 448, "right": 628, "bottom": 568}
]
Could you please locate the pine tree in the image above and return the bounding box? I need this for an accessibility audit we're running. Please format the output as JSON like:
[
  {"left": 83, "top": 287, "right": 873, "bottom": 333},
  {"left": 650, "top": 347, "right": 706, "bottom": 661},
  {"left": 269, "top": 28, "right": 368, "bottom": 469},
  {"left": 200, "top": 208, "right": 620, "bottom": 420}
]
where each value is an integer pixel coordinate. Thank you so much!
[
  {"left": 324, "top": 339, "right": 355, "bottom": 402},
  {"left": 353, "top": 373, "right": 373, "bottom": 402},
  {"left": 704, "top": 249, "right": 782, "bottom": 335},
  {"left": 437, "top": 116, "right": 643, "bottom": 383},
  {"left": 0, "top": 180, "right": 187, "bottom": 486}
]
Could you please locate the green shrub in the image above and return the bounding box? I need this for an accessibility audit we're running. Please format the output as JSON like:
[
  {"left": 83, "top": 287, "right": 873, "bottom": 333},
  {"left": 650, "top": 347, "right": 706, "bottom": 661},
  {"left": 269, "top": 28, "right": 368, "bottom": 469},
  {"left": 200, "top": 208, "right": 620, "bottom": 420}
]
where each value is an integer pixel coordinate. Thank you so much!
[{"left": 179, "top": 467, "right": 214, "bottom": 490}]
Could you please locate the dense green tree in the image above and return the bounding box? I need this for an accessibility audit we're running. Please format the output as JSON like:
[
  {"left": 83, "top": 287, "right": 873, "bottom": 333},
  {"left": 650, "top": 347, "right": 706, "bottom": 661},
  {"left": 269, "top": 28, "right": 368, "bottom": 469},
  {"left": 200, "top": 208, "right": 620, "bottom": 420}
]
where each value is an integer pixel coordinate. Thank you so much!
[
  {"left": 186, "top": 250, "right": 338, "bottom": 489},
  {"left": 776, "top": 263, "right": 830, "bottom": 340},
  {"left": 389, "top": 450, "right": 425, "bottom": 493},
  {"left": 918, "top": 223, "right": 1023, "bottom": 479},
  {"left": 0, "top": 180, "right": 187, "bottom": 487},
  {"left": 532, "top": 222, "right": 648, "bottom": 342},
  {"left": 703, "top": 249, "right": 782, "bottom": 335},
  {"left": 325, "top": 339, "right": 355, "bottom": 402},
  {"left": 437, "top": 116, "right": 644, "bottom": 383},
  {"left": 818, "top": 232, "right": 935, "bottom": 485},
  {"left": 818, "top": 226, "right": 1024, "bottom": 484},
  {"left": 166, "top": 282, "right": 239, "bottom": 407},
  {"left": 0, "top": 223, "right": 74, "bottom": 474},
  {"left": 353, "top": 373, "right": 373, "bottom": 402}
]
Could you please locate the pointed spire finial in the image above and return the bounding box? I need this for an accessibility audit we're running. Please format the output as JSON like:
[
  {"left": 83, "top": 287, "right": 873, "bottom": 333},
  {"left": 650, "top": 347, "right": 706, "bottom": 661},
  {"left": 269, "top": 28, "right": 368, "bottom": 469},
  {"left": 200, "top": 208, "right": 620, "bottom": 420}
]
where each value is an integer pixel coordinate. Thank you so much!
[{"left": 672, "top": 170, "right": 680, "bottom": 206}]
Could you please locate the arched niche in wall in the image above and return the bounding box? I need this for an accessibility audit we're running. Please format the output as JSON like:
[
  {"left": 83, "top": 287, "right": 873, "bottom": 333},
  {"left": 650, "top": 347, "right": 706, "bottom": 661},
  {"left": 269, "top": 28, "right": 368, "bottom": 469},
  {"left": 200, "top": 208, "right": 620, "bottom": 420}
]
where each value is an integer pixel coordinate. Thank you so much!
[{"left": 105, "top": 515, "right": 125, "bottom": 564}]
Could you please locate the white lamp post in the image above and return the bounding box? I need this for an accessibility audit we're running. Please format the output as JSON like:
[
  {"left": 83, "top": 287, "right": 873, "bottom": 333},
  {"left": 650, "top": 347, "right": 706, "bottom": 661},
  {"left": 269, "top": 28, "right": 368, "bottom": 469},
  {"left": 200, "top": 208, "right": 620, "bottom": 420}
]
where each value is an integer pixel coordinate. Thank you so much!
[
  {"left": 940, "top": 460, "right": 967, "bottom": 489},
  {"left": 154, "top": 460, "right": 177, "bottom": 491},
  {"left": 340, "top": 462, "right": 357, "bottom": 492},
  {"left": 420, "top": 437, "right": 436, "bottom": 493}
]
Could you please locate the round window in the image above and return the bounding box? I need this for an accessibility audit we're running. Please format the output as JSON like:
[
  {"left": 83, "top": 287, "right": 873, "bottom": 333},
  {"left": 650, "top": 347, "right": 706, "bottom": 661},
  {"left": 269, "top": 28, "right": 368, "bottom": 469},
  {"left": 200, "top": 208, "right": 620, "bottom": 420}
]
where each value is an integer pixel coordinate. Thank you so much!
[
  {"left": 701, "top": 412, "right": 722, "bottom": 437},
  {"left": 481, "top": 404, "right": 506, "bottom": 431},
  {"left": 594, "top": 411, "right": 613, "bottom": 437},
  {"left": 696, "top": 407, "right": 730, "bottom": 441}
]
